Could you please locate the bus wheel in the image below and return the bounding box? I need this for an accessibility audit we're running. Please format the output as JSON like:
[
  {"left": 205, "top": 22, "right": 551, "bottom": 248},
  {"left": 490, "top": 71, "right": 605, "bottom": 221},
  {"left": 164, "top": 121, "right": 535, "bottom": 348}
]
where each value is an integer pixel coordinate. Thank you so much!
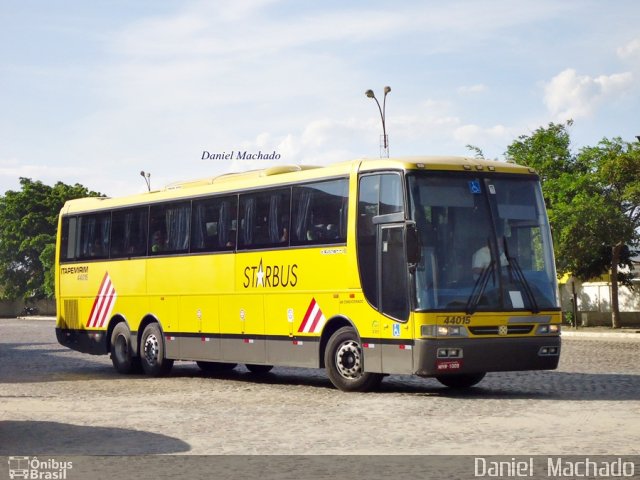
[
  {"left": 436, "top": 372, "right": 486, "bottom": 388},
  {"left": 140, "top": 323, "right": 174, "bottom": 376},
  {"left": 196, "top": 361, "right": 237, "bottom": 373},
  {"left": 246, "top": 364, "right": 273, "bottom": 374},
  {"left": 325, "top": 326, "right": 383, "bottom": 392},
  {"left": 110, "top": 322, "right": 140, "bottom": 374}
]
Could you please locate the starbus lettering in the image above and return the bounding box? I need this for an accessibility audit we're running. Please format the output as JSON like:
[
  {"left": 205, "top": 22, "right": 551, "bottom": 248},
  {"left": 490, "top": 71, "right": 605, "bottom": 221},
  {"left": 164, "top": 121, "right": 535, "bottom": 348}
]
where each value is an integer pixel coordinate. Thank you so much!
[{"left": 243, "top": 259, "right": 298, "bottom": 288}]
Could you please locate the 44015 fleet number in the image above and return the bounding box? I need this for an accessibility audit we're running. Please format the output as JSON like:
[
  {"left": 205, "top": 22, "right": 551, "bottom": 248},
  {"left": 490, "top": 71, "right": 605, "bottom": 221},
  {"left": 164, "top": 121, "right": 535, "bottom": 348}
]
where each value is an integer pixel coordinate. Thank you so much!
[{"left": 442, "top": 315, "right": 471, "bottom": 325}]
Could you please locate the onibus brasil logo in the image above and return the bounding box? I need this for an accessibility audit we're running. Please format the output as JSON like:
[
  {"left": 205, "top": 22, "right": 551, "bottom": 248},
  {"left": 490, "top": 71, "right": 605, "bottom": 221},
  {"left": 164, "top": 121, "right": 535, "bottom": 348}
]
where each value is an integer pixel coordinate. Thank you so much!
[{"left": 8, "top": 457, "right": 73, "bottom": 479}]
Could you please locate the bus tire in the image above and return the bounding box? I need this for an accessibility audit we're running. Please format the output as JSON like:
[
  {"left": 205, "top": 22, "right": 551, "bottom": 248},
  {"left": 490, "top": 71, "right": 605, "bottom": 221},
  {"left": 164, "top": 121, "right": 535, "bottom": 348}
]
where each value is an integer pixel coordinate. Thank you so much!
[
  {"left": 197, "top": 361, "right": 237, "bottom": 372},
  {"left": 110, "top": 322, "right": 141, "bottom": 374},
  {"left": 436, "top": 372, "right": 486, "bottom": 388},
  {"left": 246, "top": 364, "right": 273, "bottom": 374},
  {"left": 140, "top": 323, "right": 174, "bottom": 376},
  {"left": 324, "top": 326, "right": 383, "bottom": 392}
]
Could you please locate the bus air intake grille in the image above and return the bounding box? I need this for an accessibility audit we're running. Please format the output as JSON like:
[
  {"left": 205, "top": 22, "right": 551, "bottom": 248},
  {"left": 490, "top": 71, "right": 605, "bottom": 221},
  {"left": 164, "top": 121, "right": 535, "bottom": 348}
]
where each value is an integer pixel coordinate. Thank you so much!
[
  {"left": 468, "top": 325, "right": 534, "bottom": 336},
  {"left": 63, "top": 299, "right": 79, "bottom": 326}
]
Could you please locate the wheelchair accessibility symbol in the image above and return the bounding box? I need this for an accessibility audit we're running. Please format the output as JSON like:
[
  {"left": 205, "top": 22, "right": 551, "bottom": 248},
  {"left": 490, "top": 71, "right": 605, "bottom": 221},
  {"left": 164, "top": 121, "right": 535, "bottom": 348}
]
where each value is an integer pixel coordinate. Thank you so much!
[
  {"left": 392, "top": 323, "right": 401, "bottom": 337},
  {"left": 468, "top": 180, "right": 482, "bottom": 194}
]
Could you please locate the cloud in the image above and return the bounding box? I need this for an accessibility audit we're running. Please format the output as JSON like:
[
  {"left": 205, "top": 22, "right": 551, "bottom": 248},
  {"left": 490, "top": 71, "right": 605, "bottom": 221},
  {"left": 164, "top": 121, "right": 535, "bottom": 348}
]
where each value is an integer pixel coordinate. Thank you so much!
[
  {"left": 543, "top": 68, "right": 634, "bottom": 120},
  {"left": 108, "top": 2, "right": 410, "bottom": 59},
  {"left": 227, "top": 117, "right": 374, "bottom": 172},
  {"left": 457, "top": 84, "right": 488, "bottom": 95},
  {"left": 0, "top": 158, "right": 89, "bottom": 186},
  {"left": 453, "top": 124, "right": 514, "bottom": 158},
  {"left": 0, "top": 0, "right": 606, "bottom": 197},
  {"left": 617, "top": 38, "right": 640, "bottom": 60}
]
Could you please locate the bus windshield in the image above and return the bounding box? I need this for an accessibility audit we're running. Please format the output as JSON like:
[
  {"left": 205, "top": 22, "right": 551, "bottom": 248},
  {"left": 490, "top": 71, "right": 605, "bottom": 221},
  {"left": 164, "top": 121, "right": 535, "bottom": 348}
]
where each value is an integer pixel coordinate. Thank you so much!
[{"left": 407, "top": 172, "right": 559, "bottom": 312}]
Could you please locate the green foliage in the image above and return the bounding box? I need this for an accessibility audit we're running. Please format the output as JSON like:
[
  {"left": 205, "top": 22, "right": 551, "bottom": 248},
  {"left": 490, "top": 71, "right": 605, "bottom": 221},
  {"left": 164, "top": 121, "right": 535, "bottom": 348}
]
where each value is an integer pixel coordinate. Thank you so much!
[
  {"left": 40, "top": 243, "right": 56, "bottom": 298},
  {"left": 506, "top": 123, "right": 639, "bottom": 279},
  {"left": 506, "top": 123, "right": 640, "bottom": 327},
  {"left": 506, "top": 120, "right": 578, "bottom": 185},
  {"left": 466, "top": 144, "right": 485, "bottom": 159},
  {"left": 563, "top": 311, "right": 575, "bottom": 327},
  {"left": 0, "top": 178, "right": 102, "bottom": 299}
]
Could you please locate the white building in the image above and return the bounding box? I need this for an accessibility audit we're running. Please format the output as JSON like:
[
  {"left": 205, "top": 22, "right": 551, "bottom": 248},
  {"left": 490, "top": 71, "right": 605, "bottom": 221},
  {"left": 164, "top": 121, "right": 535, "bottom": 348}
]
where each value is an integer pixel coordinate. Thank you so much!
[{"left": 560, "top": 256, "right": 640, "bottom": 327}]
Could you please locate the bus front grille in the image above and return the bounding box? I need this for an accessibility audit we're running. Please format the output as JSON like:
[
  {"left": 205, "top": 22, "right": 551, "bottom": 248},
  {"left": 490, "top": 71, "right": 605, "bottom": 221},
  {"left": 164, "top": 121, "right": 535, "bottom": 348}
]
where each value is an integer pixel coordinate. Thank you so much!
[{"left": 469, "top": 325, "right": 534, "bottom": 336}]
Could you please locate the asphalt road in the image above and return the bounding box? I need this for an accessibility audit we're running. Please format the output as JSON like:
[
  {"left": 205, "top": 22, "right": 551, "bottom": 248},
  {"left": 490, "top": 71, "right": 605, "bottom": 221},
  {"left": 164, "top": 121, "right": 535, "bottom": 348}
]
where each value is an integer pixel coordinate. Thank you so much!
[{"left": 1, "top": 318, "right": 639, "bottom": 458}]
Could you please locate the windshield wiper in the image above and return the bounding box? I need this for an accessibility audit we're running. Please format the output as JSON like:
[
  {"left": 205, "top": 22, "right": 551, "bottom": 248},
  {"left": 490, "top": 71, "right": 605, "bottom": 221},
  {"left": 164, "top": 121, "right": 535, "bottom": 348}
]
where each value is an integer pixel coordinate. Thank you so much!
[
  {"left": 502, "top": 236, "right": 539, "bottom": 313},
  {"left": 465, "top": 260, "right": 495, "bottom": 315}
]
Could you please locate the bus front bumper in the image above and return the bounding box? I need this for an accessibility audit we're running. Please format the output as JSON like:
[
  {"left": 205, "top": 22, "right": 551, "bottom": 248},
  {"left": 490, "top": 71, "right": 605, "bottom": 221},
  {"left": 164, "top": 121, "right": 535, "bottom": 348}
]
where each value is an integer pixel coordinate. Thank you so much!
[{"left": 413, "top": 336, "right": 561, "bottom": 377}]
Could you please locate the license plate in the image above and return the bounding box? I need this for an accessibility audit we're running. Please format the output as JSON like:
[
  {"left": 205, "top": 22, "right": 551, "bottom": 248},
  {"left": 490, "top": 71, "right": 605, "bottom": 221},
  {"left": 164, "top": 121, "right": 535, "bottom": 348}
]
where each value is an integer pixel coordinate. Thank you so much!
[{"left": 436, "top": 360, "right": 463, "bottom": 371}]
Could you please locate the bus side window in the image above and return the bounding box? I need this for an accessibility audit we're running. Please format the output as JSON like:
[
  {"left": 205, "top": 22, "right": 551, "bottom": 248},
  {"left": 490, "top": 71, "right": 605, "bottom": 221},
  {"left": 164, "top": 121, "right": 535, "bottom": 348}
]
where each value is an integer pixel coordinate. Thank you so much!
[
  {"left": 60, "top": 216, "right": 77, "bottom": 261},
  {"left": 76, "top": 213, "right": 111, "bottom": 260},
  {"left": 149, "top": 202, "right": 191, "bottom": 255},
  {"left": 110, "top": 207, "right": 148, "bottom": 258},
  {"left": 239, "top": 188, "right": 290, "bottom": 250},
  {"left": 291, "top": 178, "right": 348, "bottom": 246},
  {"left": 191, "top": 196, "right": 237, "bottom": 252}
]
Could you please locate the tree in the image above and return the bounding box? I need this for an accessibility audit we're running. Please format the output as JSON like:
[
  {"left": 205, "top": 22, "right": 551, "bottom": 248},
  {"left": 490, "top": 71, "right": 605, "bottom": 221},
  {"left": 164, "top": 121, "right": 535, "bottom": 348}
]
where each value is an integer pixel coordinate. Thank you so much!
[
  {"left": 466, "top": 144, "right": 485, "bottom": 159},
  {"left": 576, "top": 138, "right": 640, "bottom": 327},
  {"left": 506, "top": 123, "right": 640, "bottom": 328},
  {"left": 0, "top": 178, "right": 102, "bottom": 300}
]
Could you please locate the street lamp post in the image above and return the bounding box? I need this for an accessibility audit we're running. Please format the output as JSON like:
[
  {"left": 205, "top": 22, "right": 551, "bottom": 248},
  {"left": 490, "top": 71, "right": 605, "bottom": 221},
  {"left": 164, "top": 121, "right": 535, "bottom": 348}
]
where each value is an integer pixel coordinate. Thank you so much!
[
  {"left": 365, "top": 86, "right": 391, "bottom": 158},
  {"left": 140, "top": 171, "right": 151, "bottom": 192}
]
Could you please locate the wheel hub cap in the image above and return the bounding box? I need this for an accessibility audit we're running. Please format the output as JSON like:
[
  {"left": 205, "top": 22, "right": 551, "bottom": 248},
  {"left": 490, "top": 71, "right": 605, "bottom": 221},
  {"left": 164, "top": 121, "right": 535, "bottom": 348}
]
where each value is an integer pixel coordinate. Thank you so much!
[
  {"left": 144, "top": 334, "right": 159, "bottom": 365},
  {"left": 335, "top": 340, "right": 362, "bottom": 379}
]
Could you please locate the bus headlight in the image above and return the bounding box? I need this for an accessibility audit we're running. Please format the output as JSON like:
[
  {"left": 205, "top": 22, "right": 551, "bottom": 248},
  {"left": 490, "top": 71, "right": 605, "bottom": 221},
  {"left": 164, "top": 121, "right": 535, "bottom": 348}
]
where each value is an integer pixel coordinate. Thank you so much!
[
  {"left": 421, "top": 325, "right": 469, "bottom": 337},
  {"left": 536, "top": 324, "right": 561, "bottom": 335}
]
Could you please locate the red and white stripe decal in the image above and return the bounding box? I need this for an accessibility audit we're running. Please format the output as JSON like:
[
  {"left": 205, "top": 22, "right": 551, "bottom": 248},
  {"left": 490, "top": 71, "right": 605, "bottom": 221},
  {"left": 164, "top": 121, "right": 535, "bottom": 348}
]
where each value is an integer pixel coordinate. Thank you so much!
[
  {"left": 243, "top": 338, "right": 255, "bottom": 344},
  {"left": 86, "top": 272, "right": 117, "bottom": 328},
  {"left": 297, "top": 298, "right": 326, "bottom": 334}
]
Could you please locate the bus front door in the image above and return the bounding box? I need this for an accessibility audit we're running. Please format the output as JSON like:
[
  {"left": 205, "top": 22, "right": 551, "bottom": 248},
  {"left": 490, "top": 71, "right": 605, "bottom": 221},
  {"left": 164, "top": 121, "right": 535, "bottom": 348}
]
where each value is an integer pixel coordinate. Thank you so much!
[{"left": 378, "top": 224, "right": 414, "bottom": 374}]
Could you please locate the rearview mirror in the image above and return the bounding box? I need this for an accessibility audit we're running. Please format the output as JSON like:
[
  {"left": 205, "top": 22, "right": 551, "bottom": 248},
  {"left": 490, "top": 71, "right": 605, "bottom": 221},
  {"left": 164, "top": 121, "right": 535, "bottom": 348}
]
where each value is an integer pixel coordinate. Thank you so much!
[{"left": 406, "top": 223, "right": 421, "bottom": 265}]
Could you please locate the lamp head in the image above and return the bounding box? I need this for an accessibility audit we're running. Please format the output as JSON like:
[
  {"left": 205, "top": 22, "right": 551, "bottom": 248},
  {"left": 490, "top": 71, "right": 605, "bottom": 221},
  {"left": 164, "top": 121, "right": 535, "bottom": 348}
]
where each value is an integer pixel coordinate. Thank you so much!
[
  {"left": 384, "top": 86, "right": 391, "bottom": 94},
  {"left": 365, "top": 89, "right": 375, "bottom": 98}
]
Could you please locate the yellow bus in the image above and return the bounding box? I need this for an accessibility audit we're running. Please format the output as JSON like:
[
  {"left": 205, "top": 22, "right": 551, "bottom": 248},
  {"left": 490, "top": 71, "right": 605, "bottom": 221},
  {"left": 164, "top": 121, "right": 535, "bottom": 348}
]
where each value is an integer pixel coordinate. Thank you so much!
[{"left": 55, "top": 157, "right": 561, "bottom": 391}]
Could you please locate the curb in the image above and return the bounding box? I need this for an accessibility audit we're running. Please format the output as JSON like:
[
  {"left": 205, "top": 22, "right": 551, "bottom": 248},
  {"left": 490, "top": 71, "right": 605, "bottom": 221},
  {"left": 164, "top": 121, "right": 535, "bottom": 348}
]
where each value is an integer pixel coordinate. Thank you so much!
[
  {"left": 561, "top": 330, "right": 640, "bottom": 340},
  {"left": 16, "top": 316, "right": 56, "bottom": 321}
]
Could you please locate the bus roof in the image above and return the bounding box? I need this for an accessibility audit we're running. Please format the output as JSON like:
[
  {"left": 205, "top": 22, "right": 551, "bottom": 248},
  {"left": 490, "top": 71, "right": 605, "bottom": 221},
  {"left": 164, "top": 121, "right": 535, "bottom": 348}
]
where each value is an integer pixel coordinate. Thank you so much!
[{"left": 61, "top": 156, "right": 535, "bottom": 214}]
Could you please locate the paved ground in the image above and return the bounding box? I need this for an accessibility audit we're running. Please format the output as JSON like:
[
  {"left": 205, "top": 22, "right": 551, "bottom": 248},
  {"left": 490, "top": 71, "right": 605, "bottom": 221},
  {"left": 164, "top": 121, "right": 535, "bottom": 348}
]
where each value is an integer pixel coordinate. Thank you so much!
[{"left": 1, "top": 318, "right": 639, "bottom": 456}]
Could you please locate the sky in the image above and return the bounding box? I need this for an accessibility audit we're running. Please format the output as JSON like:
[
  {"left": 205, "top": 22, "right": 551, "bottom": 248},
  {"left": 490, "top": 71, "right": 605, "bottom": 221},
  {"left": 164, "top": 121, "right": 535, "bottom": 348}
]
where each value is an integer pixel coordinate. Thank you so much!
[{"left": 1, "top": 0, "right": 639, "bottom": 197}]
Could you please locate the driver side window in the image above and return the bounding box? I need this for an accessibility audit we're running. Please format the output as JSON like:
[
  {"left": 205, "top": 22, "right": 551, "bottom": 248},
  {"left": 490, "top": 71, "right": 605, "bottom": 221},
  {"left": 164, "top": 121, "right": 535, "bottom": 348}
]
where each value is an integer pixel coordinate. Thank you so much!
[{"left": 356, "top": 173, "right": 405, "bottom": 316}]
